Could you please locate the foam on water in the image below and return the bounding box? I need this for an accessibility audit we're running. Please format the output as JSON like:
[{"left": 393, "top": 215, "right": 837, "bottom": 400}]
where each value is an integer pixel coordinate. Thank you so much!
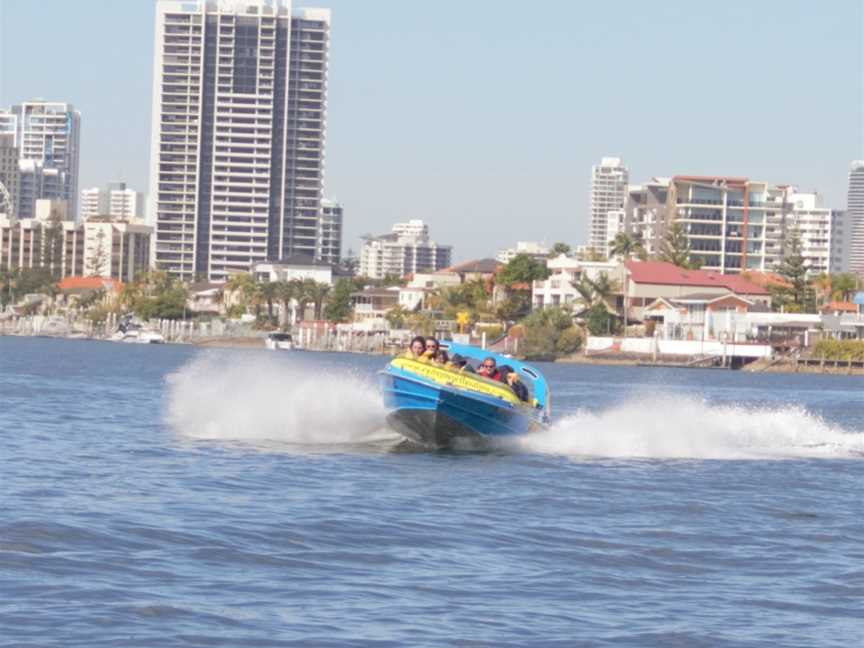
[
  {"left": 514, "top": 395, "right": 864, "bottom": 460},
  {"left": 166, "top": 354, "right": 863, "bottom": 459},
  {"left": 165, "top": 353, "right": 394, "bottom": 445}
]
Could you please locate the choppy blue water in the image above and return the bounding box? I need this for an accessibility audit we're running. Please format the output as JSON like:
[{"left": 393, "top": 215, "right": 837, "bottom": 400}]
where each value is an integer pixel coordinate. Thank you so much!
[{"left": 1, "top": 337, "right": 863, "bottom": 647}]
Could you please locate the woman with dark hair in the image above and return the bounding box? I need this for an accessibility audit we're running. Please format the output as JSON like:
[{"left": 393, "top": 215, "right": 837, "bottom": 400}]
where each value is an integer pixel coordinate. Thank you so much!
[
  {"left": 403, "top": 336, "right": 427, "bottom": 360},
  {"left": 498, "top": 364, "right": 530, "bottom": 402},
  {"left": 423, "top": 337, "right": 449, "bottom": 365}
]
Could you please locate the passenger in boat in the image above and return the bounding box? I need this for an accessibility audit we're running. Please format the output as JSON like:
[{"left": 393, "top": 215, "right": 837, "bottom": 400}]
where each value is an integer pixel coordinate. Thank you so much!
[
  {"left": 424, "top": 337, "right": 449, "bottom": 365},
  {"left": 448, "top": 354, "right": 476, "bottom": 373},
  {"left": 403, "top": 336, "right": 427, "bottom": 360},
  {"left": 498, "top": 365, "right": 530, "bottom": 402},
  {"left": 477, "top": 357, "right": 501, "bottom": 381}
]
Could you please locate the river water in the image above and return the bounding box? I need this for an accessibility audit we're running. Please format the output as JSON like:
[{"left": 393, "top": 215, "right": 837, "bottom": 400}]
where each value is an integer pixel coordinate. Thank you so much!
[{"left": 1, "top": 337, "right": 862, "bottom": 647}]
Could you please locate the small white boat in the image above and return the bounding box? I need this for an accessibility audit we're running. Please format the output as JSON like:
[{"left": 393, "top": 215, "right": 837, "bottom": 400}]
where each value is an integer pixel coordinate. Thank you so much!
[
  {"left": 265, "top": 332, "right": 294, "bottom": 351},
  {"left": 110, "top": 322, "right": 165, "bottom": 344}
]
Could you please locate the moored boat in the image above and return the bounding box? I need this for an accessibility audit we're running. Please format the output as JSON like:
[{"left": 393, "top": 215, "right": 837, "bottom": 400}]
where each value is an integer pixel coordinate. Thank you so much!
[
  {"left": 265, "top": 332, "right": 295, "bottom": 351},
  {"left": 378, "top": 342, "right": 550, "bottom": 449}
]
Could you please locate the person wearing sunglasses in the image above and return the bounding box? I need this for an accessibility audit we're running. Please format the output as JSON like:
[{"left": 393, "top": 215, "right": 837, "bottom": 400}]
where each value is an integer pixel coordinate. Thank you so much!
[
  {"left": 423, "top": 337, "right": 449, "bottom": 365},
  {"left": 476, "top": 357, "right": 501, "bottom": 380}
]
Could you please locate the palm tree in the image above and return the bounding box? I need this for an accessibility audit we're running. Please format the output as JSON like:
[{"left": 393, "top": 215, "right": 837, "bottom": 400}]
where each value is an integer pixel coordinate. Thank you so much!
[
  {"left": 659, "top": 223, "right": 699, "bottom": 269},
  {"left": 572, "top": 272, "right": 619, "bottom": 311},
  {"left": 272, "top": 280, "right": 295, "bottom": 327},
  {"left": 224, "top": 273, "right": 257, "bottom": 312},
  {"left": 609, "top": 232, "right": 647, "bottom": 260},
  {"left": 290, "top": 278, "right": 314, "bottom": 322},
  {"left": 307, "top": 281, "right": 331, "bottom": 320},
  {"left": 257, "top": 281, "right": 280, "bottom": 323},
  {"left": 831, "top": 273, "right": 859, "bottom": 302}
]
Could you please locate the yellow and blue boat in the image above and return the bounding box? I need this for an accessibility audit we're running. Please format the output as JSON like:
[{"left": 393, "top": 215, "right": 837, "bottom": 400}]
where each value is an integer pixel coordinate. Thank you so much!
[{"left": 378, "top": 342, "right": 551, "bottom": 448}]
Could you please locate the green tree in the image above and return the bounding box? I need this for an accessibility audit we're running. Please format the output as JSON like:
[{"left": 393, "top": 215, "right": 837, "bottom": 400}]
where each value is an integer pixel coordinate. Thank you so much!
[
  {"left": 41, "top": 209, "right": 65, "bottom": 279},
  {"left": 659, "top": 222, "right": 699, "bottom": 269},
  {"left": 519, "top": 306, "right": 582, "bottom": 360},
  {"left": 831, "top": 273, "right": 859, "bottom": 302},
  {"left": 550, "top": 242, "right": 571, "bottom": 257},
  {"left": 585, "top": 302, "right": 619, "bottom": 335},
  {"left": 572, "top": 272, "right": 619, "bottom": 312},
  {"left": 88, "top": 228, "right": 110, "bottom": 277},
  {"left": 609, "top": 232, "right": 646, "bottom": 260},
  {"left": 385, "top": 305, "right": 409, "bottom": 329},
  {"left": 324, "top": 278, "right": 355, "bottom": 322},
  {"left": 257, "top": 281, "right": 280, "bottom": 324},
  {"left": 272, "top": 280, "right": 296, "bottom": 326},
  {"left": 773, "top": 233, "right": 810, "bottom": 311},
  {"left": 121, "top": 271, "right": 188, "bottom": 320},
  {"left": 497, "top": 254, "right": 551, "bottom": 287},
  {"left": 224, "top": 273, "right": 258, "bottom": 313},
  {"left": 307, "top": 281, "right": 331, "bottom": 320}
]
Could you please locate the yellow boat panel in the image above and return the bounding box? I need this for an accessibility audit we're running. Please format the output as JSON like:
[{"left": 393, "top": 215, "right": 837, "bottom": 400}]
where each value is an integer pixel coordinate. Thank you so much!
[{"left": 391, "top": 357, "right": 521, "bottom": 406}]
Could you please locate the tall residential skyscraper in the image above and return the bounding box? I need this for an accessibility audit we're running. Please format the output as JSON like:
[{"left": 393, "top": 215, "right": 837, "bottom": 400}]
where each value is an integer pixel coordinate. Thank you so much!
[
  {"left": 149, "top": 0, "right": 331, "bottom": 281},
  {"left": 589, "top": 157, "right": 628, "bottom": 255},
  {"left": 0, "top": 134, "right": 19, "bottom": 217},
  {"left": 0, "top": 100, "right": 81, "bottom": 217},
  {"left": 847, "top": 161, "right": 864, "bottom": 274}
]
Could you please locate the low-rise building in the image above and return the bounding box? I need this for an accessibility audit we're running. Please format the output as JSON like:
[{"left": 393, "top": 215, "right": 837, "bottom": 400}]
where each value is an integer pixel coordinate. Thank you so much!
[
  {"left": 623, "top": 260, "right": 771, "bottom": 322},
  {"left": 351, "top": 286, "right": 400, "bottom": 321},
  {"left": 1, "top": 212, "right": 151, "bottom": 282},
  {"left": 83, "top": 218, "right": 152, "bottom": 282},
  {"left": 496, "top": 241, "right": 549, "bottom": 264},
  {"left": 253, "top": 254, "right": 334, "bottom": 285},
  {"left": 532, "top": 255, "right": 622, "bottom": 308}
]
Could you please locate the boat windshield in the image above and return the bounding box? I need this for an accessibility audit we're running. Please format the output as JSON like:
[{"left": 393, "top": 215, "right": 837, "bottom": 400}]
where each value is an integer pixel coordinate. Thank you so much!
[
  {"left": 441, "top": 341, "right": 551, "bottom": 419},
  {"left": 269, "top": 333, "right": 292, "bottom": 341}
]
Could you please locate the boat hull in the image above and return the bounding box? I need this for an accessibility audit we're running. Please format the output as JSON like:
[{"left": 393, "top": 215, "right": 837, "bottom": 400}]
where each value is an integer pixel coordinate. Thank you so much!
[{"left": 379, "top": 366, "right": 542, "bottom": 449}]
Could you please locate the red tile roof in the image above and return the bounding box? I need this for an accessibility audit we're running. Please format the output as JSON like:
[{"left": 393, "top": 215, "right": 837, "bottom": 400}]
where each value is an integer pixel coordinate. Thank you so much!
[
  {"left": 739, "top": 271, "right": 792, "bottom": 290},
  {"left": 820, "top": 301, "right": 858, "bottom": 313},
  {"left": 58, "top": 276, "right": 123, "bottom": 293},
  {"left": 624, "top": 261, "right": 769, "bottom": 295}
]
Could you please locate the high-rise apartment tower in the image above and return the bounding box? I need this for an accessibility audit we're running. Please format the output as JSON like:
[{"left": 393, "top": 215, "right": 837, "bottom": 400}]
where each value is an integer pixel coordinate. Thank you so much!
[
  {"left": 0, "top": 100, "right": 81, "bottom": 218},
  {"left": 149, "top": 0, "right": 330, "bottom": 281},
  {"left": 847, "top": 161, "right": 864, "bottom": 274},
  {"left": 588, "top": 157, "right": 628, "bottom": 255}
]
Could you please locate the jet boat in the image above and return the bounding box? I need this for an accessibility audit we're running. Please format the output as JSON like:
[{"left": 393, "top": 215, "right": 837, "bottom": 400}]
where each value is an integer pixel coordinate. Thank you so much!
[{"left": 378, "top": 342, "right": 550, "bottom": 449}]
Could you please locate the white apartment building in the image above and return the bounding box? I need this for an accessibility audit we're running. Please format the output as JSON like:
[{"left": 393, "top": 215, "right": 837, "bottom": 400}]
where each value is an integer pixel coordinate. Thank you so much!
[
  {"left": 496, "top": 241, "right": 549, "bottom": 264},
  {"left": 588, "top": 157, "right": 629, "bottom": 255},
  {"left": 784, "top": 191, "right": 833, "bottom": 275},
  {"left": 847, "top": 160, "right": 864, "bottom": 274},
  {"left": 0, "top": 100, "right": 81, "bottom": 217},
  {"left": 0, "top": 211, "right": 151, "bottom": 282},
  {"left": 82, "top": 218, "right": 153, "bottom": 281},
  {"left": 80, "top": 182, "right": 144, "bottom": 221},
  {"left": 316, "top": 198, "right": 342, "bottom": 264},
  {"left": 359, "top": 219, "right": 452, "bottom": 279},
  {"left": 149, "top": 0, "right": 331, "bottom": 282},
  {"left": 666, "top": 175, "right": 789, "bottom": 274},
  {"left": 532, "top": 254, "right": 623, "bottom": 309}
]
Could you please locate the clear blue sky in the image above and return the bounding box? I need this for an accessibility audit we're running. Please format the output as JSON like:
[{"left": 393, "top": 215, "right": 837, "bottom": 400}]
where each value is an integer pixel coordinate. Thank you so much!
[{"left": 1, "top": 0, "right": 862, "bottom": 259}]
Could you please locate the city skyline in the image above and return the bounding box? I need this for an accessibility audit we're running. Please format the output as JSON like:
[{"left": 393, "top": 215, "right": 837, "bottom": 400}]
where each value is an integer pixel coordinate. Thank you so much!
[{"left": 1, "top": 0, "right": 862, "bottom": 260}]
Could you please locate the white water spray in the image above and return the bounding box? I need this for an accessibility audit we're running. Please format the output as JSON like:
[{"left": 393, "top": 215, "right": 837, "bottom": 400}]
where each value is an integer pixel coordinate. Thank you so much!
[
  {"left": 514, "top": 395, "right": 864, "bottom": 460},
  {"left": 165, "top": 353, "right": 394, "bottom": 446}
]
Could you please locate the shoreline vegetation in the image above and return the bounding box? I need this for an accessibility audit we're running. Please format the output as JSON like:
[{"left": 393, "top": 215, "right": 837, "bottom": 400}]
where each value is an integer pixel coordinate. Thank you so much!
[{"left": 3, "top": 328, "right": 862, "bottom": 375}]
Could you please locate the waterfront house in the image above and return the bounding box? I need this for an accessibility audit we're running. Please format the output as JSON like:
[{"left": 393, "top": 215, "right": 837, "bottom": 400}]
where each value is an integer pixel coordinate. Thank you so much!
[{"left": 623, "top": 260, "right": 771, "bottom": 322}]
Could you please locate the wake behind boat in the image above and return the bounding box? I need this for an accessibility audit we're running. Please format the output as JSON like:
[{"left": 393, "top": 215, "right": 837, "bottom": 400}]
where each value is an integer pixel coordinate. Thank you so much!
[{"left": 378, "top": 342, "right": 551, "bottom": 449}]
